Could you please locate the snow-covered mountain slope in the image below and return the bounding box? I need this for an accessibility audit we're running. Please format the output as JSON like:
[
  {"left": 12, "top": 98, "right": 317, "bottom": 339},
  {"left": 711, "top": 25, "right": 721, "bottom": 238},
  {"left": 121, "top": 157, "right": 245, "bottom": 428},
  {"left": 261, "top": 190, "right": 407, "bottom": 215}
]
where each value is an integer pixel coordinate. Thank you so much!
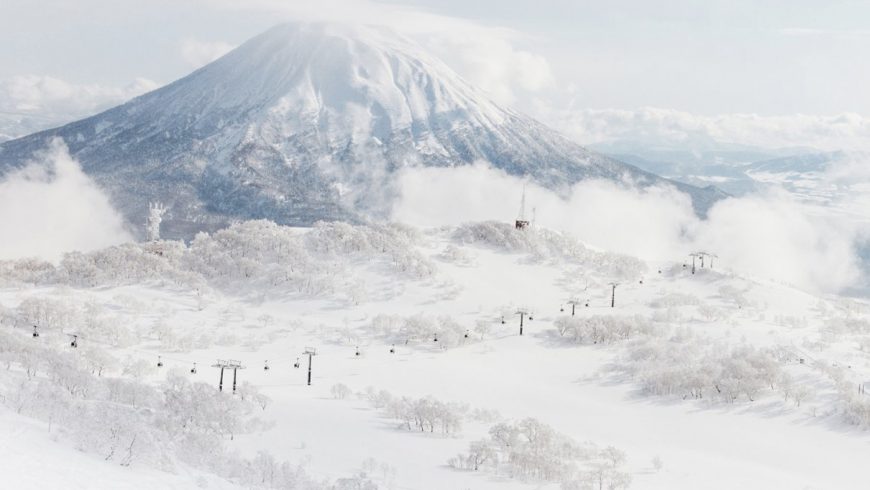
[
  {"left": 0, "top": 23, "right": 723, "bottom": 239},
  {"left": 3, "top": 221, "right": 870, "bottom": 489},
  {"left": 0, "top": 411, "right": 243, "bottom": 490}
]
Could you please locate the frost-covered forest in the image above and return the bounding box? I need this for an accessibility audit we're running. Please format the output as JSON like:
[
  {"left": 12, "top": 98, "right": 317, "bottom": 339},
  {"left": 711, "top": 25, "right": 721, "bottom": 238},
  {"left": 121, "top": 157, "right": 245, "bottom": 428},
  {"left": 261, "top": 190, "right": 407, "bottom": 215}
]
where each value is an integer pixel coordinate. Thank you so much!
[
  {"left": 2, "top": 219, "right": 870, "bottom": 489},
  {"left": 4, "top": 3, "right": 870, "bottom": 488}
]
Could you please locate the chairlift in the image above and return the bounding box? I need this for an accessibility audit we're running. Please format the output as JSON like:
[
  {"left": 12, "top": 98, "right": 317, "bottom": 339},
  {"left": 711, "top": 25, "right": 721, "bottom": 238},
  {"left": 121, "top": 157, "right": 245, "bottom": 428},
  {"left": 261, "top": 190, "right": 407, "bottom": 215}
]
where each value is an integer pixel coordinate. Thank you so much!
[
  {"left": 464, "top": 330, "right": 469, "bottom": 339},
  {"left": 294, "top": 357, "right": 301, "bottom": 369},
  {"left": 355, "top": 347, "right": 360, "bottom": 356},
  {"left": 264, "top": 360, "right": 270, "bottom": 371},
  {"left": 32, "top": 325, "right": 39, "bottom": 338},
  {"left": 191, "top": 362, "right": 197, "bottom": 374},
  {"left": 528, "top": 315, "right": 534, "bottom": 321},
  {"left": 500, "top": 316, "right": 506, "bottom": 325},
  {"left": 389, "top": 344, "right": 395, "bottom": 354},
  {"left": 560, "top": 304, "right": 564, "bottom": 313},
  {"left": 157, "top": 356, "right": 163, "bottom": 368},
  {"left": 69, "top": 334, "right": 78, "bottom": 348},
  {"left": 433, "top": 333, "right": 438, "bottom": 342}
]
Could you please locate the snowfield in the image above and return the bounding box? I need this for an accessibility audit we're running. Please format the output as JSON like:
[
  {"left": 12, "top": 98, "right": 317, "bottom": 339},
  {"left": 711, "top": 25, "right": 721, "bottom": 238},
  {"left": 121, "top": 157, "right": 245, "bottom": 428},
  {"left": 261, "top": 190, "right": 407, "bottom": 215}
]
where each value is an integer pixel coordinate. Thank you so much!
[{"left": 2, "top": 220, "right": 870, "bottom": 489}]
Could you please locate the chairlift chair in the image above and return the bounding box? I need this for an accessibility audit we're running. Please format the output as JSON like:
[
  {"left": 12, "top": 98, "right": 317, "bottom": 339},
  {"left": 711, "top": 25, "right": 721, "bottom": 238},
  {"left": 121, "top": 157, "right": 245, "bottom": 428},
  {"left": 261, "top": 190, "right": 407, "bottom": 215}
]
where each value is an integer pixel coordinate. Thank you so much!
[
  {"left": 191, "top": 362, "right": 197, "bottom": 374},
  {"left": 32, "top": 326, "right": 39, "bottom": 338},
  {"left": 157, "top": 356, "right": 163, "bottom": 368}
]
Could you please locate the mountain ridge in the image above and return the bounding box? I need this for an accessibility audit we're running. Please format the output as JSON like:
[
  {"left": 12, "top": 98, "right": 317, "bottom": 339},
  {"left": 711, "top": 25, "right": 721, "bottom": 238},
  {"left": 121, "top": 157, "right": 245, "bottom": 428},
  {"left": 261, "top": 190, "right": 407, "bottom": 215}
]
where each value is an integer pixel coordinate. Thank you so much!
[{"left": 0, "top": 22, "right": 725, "bottom": 239}]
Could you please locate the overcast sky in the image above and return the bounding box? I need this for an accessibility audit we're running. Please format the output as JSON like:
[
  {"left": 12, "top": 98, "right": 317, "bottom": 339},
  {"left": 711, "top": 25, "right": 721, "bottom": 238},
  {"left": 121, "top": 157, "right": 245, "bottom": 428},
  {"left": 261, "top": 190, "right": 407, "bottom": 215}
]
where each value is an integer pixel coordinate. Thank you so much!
[{"left": 2, "top": 0, "right": 869, "bottom": 149}]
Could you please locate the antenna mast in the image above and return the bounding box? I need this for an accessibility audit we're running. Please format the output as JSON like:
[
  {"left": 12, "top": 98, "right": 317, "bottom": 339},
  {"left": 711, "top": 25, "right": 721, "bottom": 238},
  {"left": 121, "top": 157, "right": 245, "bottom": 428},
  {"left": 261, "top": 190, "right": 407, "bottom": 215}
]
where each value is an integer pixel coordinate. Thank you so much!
[
  {"left": 519, "top": 185, "right": 526, "bottom": 221},
  {"left": 515, "top": 185, "right": 530, "bottom": 230}
]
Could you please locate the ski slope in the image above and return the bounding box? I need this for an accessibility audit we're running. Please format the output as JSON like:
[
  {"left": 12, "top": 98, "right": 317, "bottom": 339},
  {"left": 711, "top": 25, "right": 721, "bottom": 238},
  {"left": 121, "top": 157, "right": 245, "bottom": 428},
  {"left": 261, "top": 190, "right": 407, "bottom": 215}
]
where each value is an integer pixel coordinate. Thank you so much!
[{"left": 2, "top": 223, "right": 869, "bottom": 489}]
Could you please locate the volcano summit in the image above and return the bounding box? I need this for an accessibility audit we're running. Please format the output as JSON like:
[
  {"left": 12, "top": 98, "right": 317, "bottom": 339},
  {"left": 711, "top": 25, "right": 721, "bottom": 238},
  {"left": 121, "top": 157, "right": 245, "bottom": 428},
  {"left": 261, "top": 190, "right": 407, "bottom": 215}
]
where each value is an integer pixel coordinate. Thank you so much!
[{"left": 0, "top": 23, "right": 723, "bottom": 239}]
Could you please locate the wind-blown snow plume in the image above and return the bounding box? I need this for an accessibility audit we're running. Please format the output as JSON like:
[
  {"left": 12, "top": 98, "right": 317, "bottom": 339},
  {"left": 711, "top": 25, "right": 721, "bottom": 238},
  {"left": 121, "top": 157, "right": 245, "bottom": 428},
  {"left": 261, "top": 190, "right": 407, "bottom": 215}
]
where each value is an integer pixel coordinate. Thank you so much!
[
  {"left": 206, "top": 0, "right": 552, "bottom": 106},
  {"left": 180, "top": 38, "right": 236, "bottom": 68},
  {"left": 0, "top": 139, "right": 132, "bottom": 261}
]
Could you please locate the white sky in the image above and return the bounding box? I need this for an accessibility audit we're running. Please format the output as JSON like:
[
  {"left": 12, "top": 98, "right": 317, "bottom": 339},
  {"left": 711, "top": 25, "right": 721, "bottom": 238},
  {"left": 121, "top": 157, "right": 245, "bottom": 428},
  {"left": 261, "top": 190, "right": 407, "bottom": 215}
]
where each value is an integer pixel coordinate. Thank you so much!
[{"left": 2, "top": 0, "right": 869, "bottom": 149}]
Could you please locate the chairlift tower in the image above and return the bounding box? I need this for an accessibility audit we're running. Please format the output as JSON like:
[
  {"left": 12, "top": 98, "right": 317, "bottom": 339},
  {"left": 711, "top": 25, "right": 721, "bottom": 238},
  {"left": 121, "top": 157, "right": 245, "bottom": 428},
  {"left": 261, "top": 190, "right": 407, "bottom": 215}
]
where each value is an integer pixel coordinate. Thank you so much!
[
  {"left": 212, "top": 359, "right": 245, "bottom": 393},
  {"left": 688, "top": 253, "right": 699, "bottom": 274},
  {"left": 565, "top": 299, "right": 582, "bottom": 316},
  {"left": 303, "top": 347, "right": 317, "bottom": 386},
  {"left": 609, "top": 282, "right": 620, "bottom": 308},
  {"left": 515, "top": 309, "right": 532, "bottom": 335},
  {"left": 230, "top": 360, "right": 244, "bottom": 393},
  {"left": 707, "top": 253, "right": 718, "bottom": 269}
]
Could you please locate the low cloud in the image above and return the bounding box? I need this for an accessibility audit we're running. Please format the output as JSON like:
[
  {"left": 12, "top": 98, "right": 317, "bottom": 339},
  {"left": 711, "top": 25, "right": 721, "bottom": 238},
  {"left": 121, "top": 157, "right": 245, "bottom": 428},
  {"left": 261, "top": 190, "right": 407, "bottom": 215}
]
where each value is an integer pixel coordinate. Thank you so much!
[
  {"left": 824, "top": 152, "right": 870, "bottom": 184},
  {"left": 695, "top": 191, "right": 861, "bottom": 293},
  {"left": 0, "top": 75, "right": 157, "bottom": 116},
  {"left": 547, "top": 106, "right": 870, "bottom": 152},
  {"left": 180, "top": 38, "right": 236, "bottom": 69},
  {"left": 423, "top": 32, "right": 553, "bottom": 106},
  {"left": 0, "top": 139, "right": 132, "bottom": 262},
  {"left": 393, "top": 163, "right": 865, "bottom": 294}
]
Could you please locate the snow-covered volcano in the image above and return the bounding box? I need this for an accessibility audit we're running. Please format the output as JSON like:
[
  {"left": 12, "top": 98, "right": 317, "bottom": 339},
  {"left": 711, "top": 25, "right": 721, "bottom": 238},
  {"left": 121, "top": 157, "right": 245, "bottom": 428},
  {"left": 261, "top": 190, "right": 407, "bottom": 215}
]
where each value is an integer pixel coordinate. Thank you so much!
[{"left": 0, "top": 23, "right": 724, "bottom": 239}]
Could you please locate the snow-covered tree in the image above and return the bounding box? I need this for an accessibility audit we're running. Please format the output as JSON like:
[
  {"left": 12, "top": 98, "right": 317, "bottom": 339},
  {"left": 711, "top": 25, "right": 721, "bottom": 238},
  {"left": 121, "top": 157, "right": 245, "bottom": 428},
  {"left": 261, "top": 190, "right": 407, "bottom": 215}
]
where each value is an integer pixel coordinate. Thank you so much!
[
  {"left": 450, "top": 417, "right": 630, "bottom": 487},
  {"left": 145, "top": 202, "right": 167, "bottom": 242}
]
